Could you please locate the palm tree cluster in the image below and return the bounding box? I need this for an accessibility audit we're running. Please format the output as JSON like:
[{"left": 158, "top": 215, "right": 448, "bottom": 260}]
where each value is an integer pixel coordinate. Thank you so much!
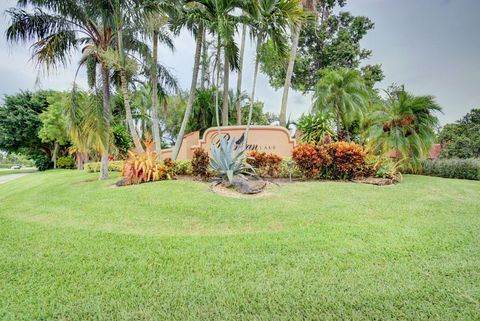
[{"left": 6, "top": 0, "right": 305, "bottom": 179}]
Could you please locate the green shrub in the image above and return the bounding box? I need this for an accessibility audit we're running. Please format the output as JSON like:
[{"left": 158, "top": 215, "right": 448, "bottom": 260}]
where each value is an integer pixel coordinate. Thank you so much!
[
  {"left": 56, "top": 156, "right": 75, "bottom": 169},
  {"left": 0, "top": 164, "right": 17, "bottom": 169},
  {"left": 33, "top": 154, "right": 52, "bottom": 171},
  {"left": 174, "top": 160, "right": 193, "bottom": 175},
  {"left": 278, "top": 158, "right": 302, "bottom": 178},
  {"left": 416, "top": 158, "right": 480, "bottom": 180},
  {"left": 84, "top": 161, "right": 124, "bottom": 173}
]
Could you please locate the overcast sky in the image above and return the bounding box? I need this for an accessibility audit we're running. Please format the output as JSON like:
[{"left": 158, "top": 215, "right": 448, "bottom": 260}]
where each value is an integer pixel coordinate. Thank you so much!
[{"left": 1, "top": 0, "right": 479, "bottom": 125}]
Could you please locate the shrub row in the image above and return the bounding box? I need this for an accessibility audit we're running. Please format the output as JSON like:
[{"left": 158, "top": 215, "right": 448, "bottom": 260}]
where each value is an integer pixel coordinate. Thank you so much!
[
  {"left": 57, "top": 156, "right": 75, "bottom": 169},
  {"left": 84, "top": 161, "right": 125, "bottom": 173},
  {"left": 415, "top": 158, "right": 480, "bottom": 180}
]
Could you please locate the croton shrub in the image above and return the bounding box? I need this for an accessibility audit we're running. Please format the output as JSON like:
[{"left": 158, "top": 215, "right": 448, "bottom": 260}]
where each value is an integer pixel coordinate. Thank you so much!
[
  {"left": 292, "top": 141, "right": 369, "bottom": 179},
  {"left": 247, "top": 151, "right": 283, "bottom": 177},
  {"left": 191, "top": 148, "right": 210, "bottom": 179}
]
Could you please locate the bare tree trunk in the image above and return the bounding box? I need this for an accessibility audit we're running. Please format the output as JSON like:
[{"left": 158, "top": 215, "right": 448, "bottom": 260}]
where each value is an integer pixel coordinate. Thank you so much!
[
  {"left": 100, "top": 63, "right": 111, "bottom": 180},
  {"left": 171, "top": 27, "right": 203, "bottom": 160},
  {"left": 222, "top": 49, "right": 229, "bottom": 126},
  {"left": 279, "top": 27, "right": 300, "bottom": 127},
  {"left": 151, "top": 30, "right": 162, "bottom": 158},
  {"left": 244, "top": 36, "right": 262, "bottom": 150},
  {"left": 235, "top": 24, "right": 247, "bottom": 125}
]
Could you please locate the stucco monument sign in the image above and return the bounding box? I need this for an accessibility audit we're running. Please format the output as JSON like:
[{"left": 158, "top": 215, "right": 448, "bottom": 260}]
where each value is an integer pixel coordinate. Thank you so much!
[{"left": 161, "top": 126, "right": 296, "bottom": 160}]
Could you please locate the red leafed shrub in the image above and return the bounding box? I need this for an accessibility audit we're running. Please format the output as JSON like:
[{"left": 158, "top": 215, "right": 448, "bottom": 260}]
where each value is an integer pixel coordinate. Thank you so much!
[
  {"left": 292, "top": 143, "right": 332, "bottom": 178},
  {"left": 247, "top": 151, "right": 283, "bottom": 177},
  {"left": 326, "top": 141, "right": 366, "bottom": 179},
  {"left": 192, "top": 148, "right": 210, "bottom": 179},
  {"left": 121, "top": 150, "right": 172, "bottom": 185}
]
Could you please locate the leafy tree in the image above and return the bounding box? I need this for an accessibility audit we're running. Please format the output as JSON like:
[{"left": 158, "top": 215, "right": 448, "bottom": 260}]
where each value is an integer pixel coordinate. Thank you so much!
[
  {"left": 312, "top": 68, "right": 369, "bottom": 140},
  {"left": 439, "top": 109, "right": 480, "bottom": 158},
  {"left": 367, "top": 90, "right": 442, "bottom": 169},
  {"left": 0, "top": 91, "right": 53, "bottom": 170},
  {"left": 38, "top": 92, "right": 70, "bottom": 168}
]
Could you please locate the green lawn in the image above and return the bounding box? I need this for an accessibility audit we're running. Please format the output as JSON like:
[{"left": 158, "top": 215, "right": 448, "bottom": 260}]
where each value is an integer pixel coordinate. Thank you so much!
[
  {"left": 0, "top": 168, "right": 37, "bottom": 177},
  {"left": 0, "top": 170, "right": 479, "bottom": 320}
]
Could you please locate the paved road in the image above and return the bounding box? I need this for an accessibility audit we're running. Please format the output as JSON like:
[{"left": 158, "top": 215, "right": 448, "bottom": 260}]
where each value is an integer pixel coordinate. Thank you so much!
[{"left": 0, "top": 173, "right": 32, "bottom": 185}]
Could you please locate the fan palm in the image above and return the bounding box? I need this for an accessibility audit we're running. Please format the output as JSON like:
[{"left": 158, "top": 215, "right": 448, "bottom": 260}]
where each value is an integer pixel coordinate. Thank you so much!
[
  {"left": 312, "top": 68, "right": 369, "bottom": 140},
  {"left": 367, "top": 90, "right": 442, "bottom": 169},
  {"left": 6, "top": 0, "right": 116, "bottom": 179}
]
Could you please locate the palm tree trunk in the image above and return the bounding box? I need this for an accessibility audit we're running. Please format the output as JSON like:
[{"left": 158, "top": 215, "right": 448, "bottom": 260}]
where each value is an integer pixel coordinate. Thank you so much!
[
  {"left": 222, "top": 49, "right": 229, "bottom": 126},
  {"left": 120, "top": 70, "right": 144, "bottom": 152},
  {"left": 117, "top": 27, "right": 143, "bottom": 152},
  {"left": 151, "top": 30, "right": 162, "bottom": 158},
  {"left": 235, "top": 24, "right": 247, "bottom": 125},
  {"left": 214, "top": 35, "right": 221, "bottom": 129},
  {"left": 171, "top": 27, "right": 203, "bottom": 160},
  {"left": 244, "top": 36, "right": 262, "bottom": 151},
  {"left": 200, "top": 28, "right": 207, "bottom": 90},
  {"left": 335, "top": 104, "right": 341, "bottom": 138},
  {"left": 279, "top": 26, "right": 301, "bottom": 127},
  {"left": 100, "top": 63, "right": 111, "bottom": 180}
]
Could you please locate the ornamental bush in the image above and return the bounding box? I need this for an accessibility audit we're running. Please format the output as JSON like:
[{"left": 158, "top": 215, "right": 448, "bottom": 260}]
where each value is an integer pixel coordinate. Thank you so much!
[
  {"left": 292, "top": 143, "right": 332, "bottom": 178},
  {"left": 191, "top": 148, "right": 210, "bottom": 179},
  {"left": 327, "top": 141, "right": 366, "bottom": 179},
  {"left": 121, "top": 151, "right": 174, "bottom": 186},
  {"left": 417, "top": 158, "right": 480, "bottom": 180},
  {"left": 56, "top": 156, "right": 75, "bottom": 169},
  {"left": 84, "top": 161, "right": 124, "bottom": 173},
  {"left": 247, "top": 151, "right": 283, "bottom": 177}
]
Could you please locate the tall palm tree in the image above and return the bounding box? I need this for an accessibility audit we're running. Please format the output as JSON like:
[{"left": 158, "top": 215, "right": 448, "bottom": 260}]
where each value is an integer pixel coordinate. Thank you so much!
[
  {"left": 279, "top": 0, "right": 316, "bottom": 126},
  {"left": 171, "top": 1, "right": 206, "bottom": 159},
  {"left": 367, "top": 90, "right": 442, "bottom": 168},
  {"left": 312, "top": 68, "right": 369, "bottom": 140},
  {"left": 6, "top": 0, "right": 115, "bottom": 180},
  {"left": 235, "top": 22, "right": 247, "bottom": 125},
  {"left": 143, "top": 9, "right": 176, "bottom": 158},
  {"left": 243, "top": 0, "right": 303, "bottom": 148}
]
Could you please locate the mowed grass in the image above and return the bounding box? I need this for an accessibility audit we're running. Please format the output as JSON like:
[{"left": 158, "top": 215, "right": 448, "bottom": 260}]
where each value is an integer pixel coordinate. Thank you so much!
[
  {"left": 0, "top": 168, "right": 36, "bottom": 177},
  {"left": 0, "top": 170, "right": 479, "bottom": 321}
]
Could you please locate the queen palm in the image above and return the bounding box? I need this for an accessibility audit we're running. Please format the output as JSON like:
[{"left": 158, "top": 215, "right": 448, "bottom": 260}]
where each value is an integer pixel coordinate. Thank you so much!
[
  {"left": 367, "top": 90, "right": 441, "bottom": 169},
  {"left": 243, "top": 0, "right": 303, "bottom": 148},
  {"left": 312, "top": 68, "right": 369, "bottom": 140},
  {"left": 6, "top": 0, "right": 116, "bottom": 179}
]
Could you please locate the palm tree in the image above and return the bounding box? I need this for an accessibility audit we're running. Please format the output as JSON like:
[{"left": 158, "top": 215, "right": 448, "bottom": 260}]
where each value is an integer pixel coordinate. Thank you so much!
[
  {"left": 279, "top": 0, "right": 316, "bottom": 126},
  {"left": 235, "top": 22, "right": 247, "bottom": 125},
  {"left": 171, "top": 1, "right": 206, "bottom": 160},
  {"left": 6, "top": 0, "right": 116, "bottom": 179},
  {"left": 367, "top": 90, "right": 442, "bottom": 169},
  {"left": 243, "top": 0, "right": 303, "bottom": 148},
  {"left": 143, "top": 9, "right": 176, "bottom": 157},
  {"left": 312, "top": 68, "right": 369, "bottom": 140}
]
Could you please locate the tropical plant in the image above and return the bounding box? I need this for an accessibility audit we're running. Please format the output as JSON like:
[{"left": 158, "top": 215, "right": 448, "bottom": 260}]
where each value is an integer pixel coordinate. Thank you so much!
[
  {"left": 296, "top": 113, "right": 335, "bottom": 143},
  {"left": 326, "top": 141, "right": 366, "bottom": 179},
  {"left": 312, "top": 68, "right": 369, "bottom": 140},
  {"left": 292, "top": 142, "right": 332, "bottom": 178},
  {"left": 246, "top": 151, "right": 283, "bottom": 177},
  {"left": 191, "top": 148, "right": 210, "bottom": 179},
  {"left": 367, "top": 90, "right": 442, "bottom": 170},
  {"left": 121, "top": 149, "right": 172, "bottom": 185},
  {"left": 56, "top": 156, "right": 76, "bottom": 169},
  {"left": 209, "top": 137, "right": 255, "bottom": 184},
  {"left": 6, "top": 0, "right": 117, "bottom": 179}
]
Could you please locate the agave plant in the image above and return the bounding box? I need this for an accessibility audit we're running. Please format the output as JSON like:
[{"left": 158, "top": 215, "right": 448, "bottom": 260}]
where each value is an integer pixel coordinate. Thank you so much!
[{"left": 210, "top": 137, "right": 255, "bottom": 184}]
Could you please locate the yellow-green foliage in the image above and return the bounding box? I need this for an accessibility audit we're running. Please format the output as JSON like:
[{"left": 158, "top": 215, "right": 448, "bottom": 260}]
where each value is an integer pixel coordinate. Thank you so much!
[
  {"left": 84, "top": 161, "right": 124, "bottom": 173},
  {"left": 174, "top": 160, "right": 193, "bottom": 176}
]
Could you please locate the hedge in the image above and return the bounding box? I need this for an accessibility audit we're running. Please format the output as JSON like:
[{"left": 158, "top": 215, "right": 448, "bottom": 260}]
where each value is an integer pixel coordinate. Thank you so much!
[{"left": 417, "top": 158, "right": 480, "bottom": 180}]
